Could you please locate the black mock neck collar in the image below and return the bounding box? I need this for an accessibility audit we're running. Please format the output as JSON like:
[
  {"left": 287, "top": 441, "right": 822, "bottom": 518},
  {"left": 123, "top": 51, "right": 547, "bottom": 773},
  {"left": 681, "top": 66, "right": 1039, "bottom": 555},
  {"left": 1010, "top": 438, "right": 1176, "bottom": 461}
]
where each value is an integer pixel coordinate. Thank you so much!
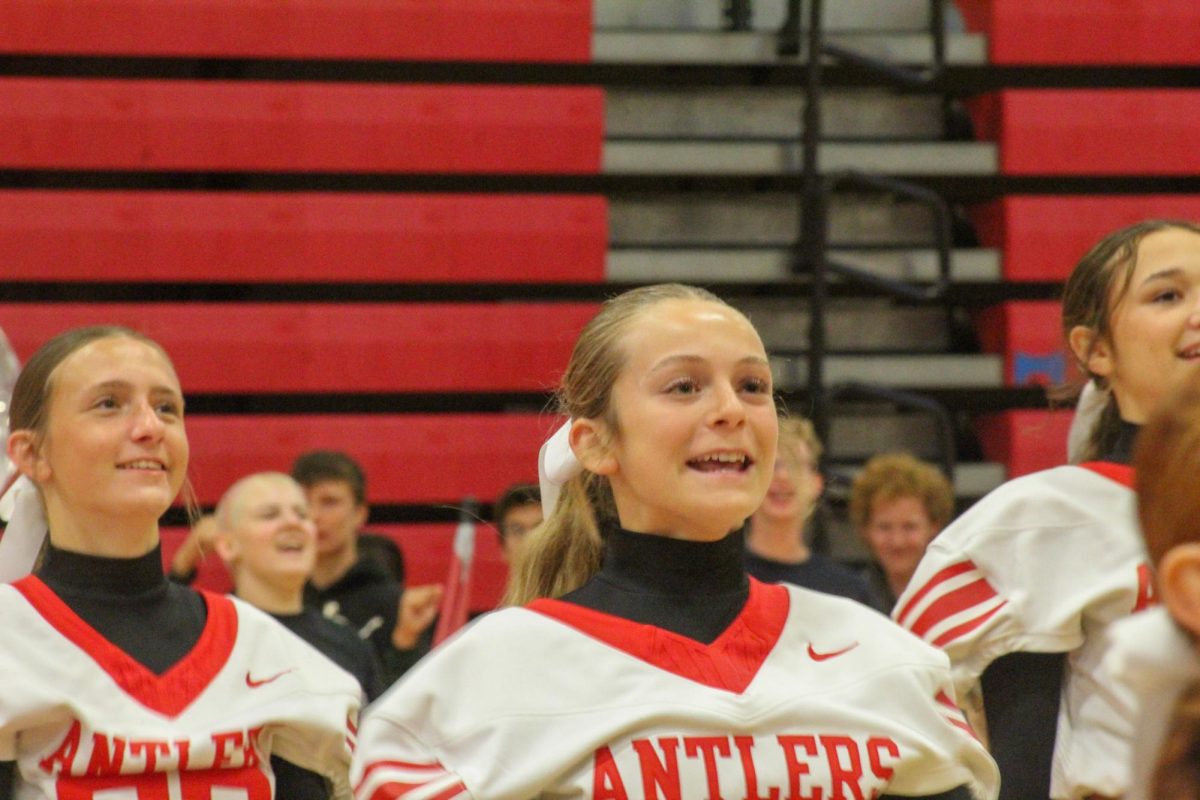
[
  {"left": 38, "top": 541, "right": 167, "bottom": 597},
  {"left": 599, "top": 524, "right": 749, "bottom": 596}
]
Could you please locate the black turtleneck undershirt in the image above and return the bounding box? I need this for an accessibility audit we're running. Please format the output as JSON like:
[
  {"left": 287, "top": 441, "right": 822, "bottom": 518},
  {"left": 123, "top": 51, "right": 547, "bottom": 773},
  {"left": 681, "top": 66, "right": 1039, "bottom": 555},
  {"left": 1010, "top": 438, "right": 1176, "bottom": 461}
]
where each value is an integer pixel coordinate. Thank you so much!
[
  {"left": 0, "top": 544, "right": 318, "bottom": 800},
  {"left": 561, "top": 524, "right": 750, "bottom": 645},
  {"left": 37, "top": 543, "right": 207, "bottom": 673},
  {"left": 981, "top": 420, "right": 1140, "bottom": 800},
  {"left": 557, "top": 524, "right": 969, "bottom": 800}
]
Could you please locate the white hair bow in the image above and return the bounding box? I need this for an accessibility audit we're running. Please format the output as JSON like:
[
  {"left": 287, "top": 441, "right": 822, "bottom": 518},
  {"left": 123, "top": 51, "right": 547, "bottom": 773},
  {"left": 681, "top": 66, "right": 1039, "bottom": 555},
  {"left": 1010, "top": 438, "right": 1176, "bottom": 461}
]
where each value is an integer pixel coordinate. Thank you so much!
[
  {"left": 0, "top": 472, "right": 47, "bottom": 583},
  {"left": 1067, "top": 379, "right": 1108, "bottom": 464},
  {"left": 537, "top": 420, "right": 581, "bottom": 518}
]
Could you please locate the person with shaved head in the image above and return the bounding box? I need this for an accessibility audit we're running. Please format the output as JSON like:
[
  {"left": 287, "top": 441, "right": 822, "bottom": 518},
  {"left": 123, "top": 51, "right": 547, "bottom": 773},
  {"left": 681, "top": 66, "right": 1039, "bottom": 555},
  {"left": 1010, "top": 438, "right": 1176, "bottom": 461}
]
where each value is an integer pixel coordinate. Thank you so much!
[{"left": 214, "top": 471, "right": 382, "bottom": 703}]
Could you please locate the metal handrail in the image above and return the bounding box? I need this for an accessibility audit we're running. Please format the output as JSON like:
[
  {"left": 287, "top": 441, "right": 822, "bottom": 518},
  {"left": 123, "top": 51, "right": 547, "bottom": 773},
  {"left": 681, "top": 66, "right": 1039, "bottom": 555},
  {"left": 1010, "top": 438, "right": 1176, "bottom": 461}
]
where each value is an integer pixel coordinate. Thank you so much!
[
  {"left": 823, "top": 169, "right": 955, "bottom": 302},
  {"left": 788, "top": 0, "right": 955, "bottom": 452},
  {"left": 826, "top": 382, "right": 957, "bottom": 481}
]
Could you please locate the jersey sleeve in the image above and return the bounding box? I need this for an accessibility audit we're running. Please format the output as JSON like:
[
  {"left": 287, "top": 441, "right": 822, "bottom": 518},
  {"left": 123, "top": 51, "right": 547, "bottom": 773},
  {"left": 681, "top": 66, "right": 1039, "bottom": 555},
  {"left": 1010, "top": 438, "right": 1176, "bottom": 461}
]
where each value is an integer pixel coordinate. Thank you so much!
[
  {"left": 892, "top": 470, "right": 1146, "bottom": 692},
  {"left": 237, "top": 601, "right": 364, "bottom": 800},
  {"left": 352, "top": 715, "right": 472, "bottom": 800}
]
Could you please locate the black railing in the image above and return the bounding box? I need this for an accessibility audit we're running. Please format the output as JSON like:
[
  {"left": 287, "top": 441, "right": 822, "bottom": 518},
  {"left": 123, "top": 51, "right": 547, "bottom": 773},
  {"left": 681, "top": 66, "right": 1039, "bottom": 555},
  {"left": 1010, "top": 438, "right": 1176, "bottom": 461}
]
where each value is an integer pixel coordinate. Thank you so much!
[{"left": 786, "top": 0, "right": 955, "bottom": 451}]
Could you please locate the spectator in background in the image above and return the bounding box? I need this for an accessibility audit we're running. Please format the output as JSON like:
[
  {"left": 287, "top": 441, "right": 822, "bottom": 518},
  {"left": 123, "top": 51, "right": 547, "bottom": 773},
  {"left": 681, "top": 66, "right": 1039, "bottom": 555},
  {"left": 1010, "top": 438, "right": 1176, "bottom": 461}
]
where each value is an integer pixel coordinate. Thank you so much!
[
  {"left": 292, "top": 450, "right": 441, "bottom": 686},
  {"left": 744, "top": 416, "right": 882, "bottom": 610},
  {"left": 493, "top": 482, "right": 541, "bottom": 562},
  {"left": 213, "top": 471, "right": 382, "bottom": 700},
  {"left": 850, "top": 452, "right": 955, "bottom": 612},
  {"left": 213, "top": 471, "right": 382, "bottom": 799}
]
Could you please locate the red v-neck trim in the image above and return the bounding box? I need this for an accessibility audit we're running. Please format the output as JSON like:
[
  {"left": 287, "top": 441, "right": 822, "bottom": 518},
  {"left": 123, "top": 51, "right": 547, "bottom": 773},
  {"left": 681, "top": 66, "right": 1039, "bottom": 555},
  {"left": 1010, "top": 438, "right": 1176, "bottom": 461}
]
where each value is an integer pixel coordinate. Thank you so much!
[
  {"left": 14, "top": 578, "right": 238, "bottom": 718},
  {"left": 528, "top": 578, "right": 789, "bottom": 694},
  {"left": 1080, "top": 461, "right": 1135, "bottom": 489}
]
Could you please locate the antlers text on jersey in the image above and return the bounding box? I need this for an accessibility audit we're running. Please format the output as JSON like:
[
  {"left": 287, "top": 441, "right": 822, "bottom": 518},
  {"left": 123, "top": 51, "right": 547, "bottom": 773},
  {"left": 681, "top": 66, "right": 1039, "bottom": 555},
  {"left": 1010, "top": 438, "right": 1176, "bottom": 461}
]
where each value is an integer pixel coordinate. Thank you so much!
[
  {"left": 591, "top": 732, "right": 901, "bottom": 799},
  {"left": 35, "top": 719, "right": 273, "bottom": 799}
]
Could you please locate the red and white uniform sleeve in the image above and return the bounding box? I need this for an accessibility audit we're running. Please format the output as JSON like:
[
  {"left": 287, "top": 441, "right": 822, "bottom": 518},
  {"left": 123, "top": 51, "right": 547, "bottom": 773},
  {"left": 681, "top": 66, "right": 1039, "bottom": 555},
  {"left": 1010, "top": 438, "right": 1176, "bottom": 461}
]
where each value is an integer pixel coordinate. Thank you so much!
[
  {"left": 894, "top": 465, "right": 1147, "bottom": 691},
  {"left": 352, "top": 719, "right": 471, "bottom": 800},
  {"left": 893, "top": 465, "right": 1152, "bottom": 798}
]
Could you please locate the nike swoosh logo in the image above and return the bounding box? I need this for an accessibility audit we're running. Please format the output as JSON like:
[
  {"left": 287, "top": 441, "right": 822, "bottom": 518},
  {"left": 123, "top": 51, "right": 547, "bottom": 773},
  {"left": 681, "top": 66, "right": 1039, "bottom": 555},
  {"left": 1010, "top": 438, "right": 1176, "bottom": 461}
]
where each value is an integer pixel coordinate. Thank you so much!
[
  {"left": 807, "top": 642, "right": 859, "bottom": 662},
  {"left": 245, "top": 668, "right": 295, "bottom": 688}
]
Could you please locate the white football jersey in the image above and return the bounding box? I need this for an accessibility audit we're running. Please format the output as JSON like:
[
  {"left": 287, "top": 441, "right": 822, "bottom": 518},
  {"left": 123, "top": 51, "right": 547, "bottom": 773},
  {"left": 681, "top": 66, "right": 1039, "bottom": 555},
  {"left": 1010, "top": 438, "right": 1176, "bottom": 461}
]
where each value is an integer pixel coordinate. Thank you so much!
[
  {"left": 0, "top": 577, "right": 361, "bottom": 800},
  {"left": 894, "top": 463, "right": 1155, "bottom": 799},
  {"left": 353, "top": 580, "right": 998, "bottom": 800}
]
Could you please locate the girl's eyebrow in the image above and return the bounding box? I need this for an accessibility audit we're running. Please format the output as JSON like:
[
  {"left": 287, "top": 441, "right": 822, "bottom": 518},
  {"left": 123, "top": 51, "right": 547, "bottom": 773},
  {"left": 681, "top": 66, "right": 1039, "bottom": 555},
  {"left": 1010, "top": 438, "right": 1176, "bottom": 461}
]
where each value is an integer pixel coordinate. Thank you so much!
[
  {"left": 1139, "top": 267, "right": 1184, "bottom": 286},
  {"left": 648, "top": 354, "right": 770, "bottom": 373}
]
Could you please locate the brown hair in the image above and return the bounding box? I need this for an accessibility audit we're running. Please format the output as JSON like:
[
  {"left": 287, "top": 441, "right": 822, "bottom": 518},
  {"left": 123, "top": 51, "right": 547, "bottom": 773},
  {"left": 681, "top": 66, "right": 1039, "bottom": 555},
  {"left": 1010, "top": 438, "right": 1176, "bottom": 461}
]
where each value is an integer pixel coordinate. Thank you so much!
[
  {"left": 9, "top": 325, "right": 197, "bottom": 519},
  {"left": 1134, "top": 374, "right": 1200, "bottom": 799},
  {"left": 1061, "top": 219, "right": 1200, "bottom": 460},
  {"left": 1135, "top": 373, "right": 1200, "bottom": 566},
  {"left": 291, "top": 450, "right": 368, "bottom": 506},
  {"left": 849, "top": 452, "right": 955, "bottom": 533},
  {"left": 503, "top": 284, "right": 732, "bottom": 606}
]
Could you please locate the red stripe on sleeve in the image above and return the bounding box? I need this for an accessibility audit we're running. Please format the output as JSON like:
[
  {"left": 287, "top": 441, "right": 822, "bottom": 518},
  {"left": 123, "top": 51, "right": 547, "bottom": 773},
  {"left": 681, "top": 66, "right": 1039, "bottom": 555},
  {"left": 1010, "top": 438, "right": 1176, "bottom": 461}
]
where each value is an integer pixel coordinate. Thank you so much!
[
  {"left": 909, "top": 578, "right": 999, "bottom": 639},
  {"left": 895, "top": 561, "right": 978, "bottom": 626},
  {"left": 930, "top": 600, "right": 1007, "bottom": 648}
]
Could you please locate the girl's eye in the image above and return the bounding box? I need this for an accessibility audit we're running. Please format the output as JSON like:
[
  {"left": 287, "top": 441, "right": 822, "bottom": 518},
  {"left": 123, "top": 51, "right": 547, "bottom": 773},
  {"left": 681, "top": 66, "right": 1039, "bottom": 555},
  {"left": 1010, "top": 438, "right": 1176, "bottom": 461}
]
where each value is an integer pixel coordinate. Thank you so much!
[
  {"left": 741, "top": 376, "right": 771, "bottom": 394},
  {"left": 666, "top": 378, "right": 700, "bottom": 395},
  {"left": 1151, "top": 288, "right": 1182, "bottom": 304},
  {"left": 93, "top": 396, "right": 119, "bottom": 410}
]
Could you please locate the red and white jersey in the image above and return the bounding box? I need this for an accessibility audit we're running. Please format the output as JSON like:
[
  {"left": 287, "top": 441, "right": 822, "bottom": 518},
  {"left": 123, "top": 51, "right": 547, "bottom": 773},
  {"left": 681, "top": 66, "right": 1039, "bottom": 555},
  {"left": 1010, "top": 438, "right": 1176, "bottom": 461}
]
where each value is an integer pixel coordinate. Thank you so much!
[
  {"left": 0, "top": 577, "right": 361, "bottom": 800},
  {"left": 894, "top": 463, "right": 1155, "bottom": 799},
  {"left": 353, "top": 580, "right": 998, "bottom": 800}
]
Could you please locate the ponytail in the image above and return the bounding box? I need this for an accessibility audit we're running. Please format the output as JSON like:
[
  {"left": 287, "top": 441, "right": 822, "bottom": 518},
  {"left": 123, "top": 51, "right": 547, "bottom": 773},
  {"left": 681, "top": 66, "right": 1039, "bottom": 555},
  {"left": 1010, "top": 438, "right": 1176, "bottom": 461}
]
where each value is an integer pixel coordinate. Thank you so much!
[{"left": 502, "top": 472, "right": 613, "bottom": 606}]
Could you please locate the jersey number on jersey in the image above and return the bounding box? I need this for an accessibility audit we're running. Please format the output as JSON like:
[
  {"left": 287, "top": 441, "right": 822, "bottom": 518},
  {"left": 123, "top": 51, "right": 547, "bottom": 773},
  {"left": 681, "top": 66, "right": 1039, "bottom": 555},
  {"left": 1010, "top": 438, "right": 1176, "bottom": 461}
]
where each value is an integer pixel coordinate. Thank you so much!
[{"left": 53, "top": 766, "right": 272, "bottom": 800}]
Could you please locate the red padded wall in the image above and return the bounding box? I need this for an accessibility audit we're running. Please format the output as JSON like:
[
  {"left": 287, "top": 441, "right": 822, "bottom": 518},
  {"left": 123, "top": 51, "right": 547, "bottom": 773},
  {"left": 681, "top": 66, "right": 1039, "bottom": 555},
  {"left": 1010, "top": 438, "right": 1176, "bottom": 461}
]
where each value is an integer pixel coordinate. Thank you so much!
[
  {"left": 0, "top": 191, "right": 606, "bottom": 283},
  {"left": 976, "top": 410, "right": 1073, "bottom": 479},
  {"left": 0, "top": 79, "right": 604, "bottom": 174},
  {"left": 183, "top": 414, "right": 559, "bottom": 506},
  {"left": 973, "top": 196, "right": 1200, "bottom": 281},
  {"left": 973, "top": 302, "right": 1074, "bottom": 388},
  {"left": 0, "top": 0, "right": 592, "bottom": 63},
  {"left": 956, "top": 0, "right": 1200, "bottom": 65},
  {"left": 967, "top": 90, "right": 1200, "bottom": 176},
  {"left": 0, "top": 303, "right": 598, "bottom": 393}
]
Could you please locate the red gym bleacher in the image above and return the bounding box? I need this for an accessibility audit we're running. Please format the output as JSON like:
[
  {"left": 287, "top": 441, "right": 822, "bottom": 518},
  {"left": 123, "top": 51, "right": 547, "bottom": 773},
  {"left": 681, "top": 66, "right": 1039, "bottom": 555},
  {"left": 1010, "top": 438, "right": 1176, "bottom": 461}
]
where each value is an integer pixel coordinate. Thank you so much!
[
  {"left": 0, "top": 0, "right": 592, "bottom": 62},
  {"left": 0, "top": 192, "right": 607, "bottom": 283},
  {"left": 0, "top": 0, "right": 600, "bottom": 611},
  {"left": 956, "top": 0, "right": 1199, "bottom": 65},
  {"left": 0, "top": 79, "right": 603, "bottom": 174},
  {"left": 0, "top": 304, "right": 598, "bottom": 392}
]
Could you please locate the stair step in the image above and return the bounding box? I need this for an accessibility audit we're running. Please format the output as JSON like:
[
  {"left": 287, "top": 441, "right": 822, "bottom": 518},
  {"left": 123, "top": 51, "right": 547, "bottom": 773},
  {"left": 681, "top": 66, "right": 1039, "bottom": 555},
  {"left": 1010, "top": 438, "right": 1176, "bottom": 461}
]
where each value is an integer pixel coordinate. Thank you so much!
[
  {"left": 596, "top": 0, "right": 940, "bottom": 32},
  {"left": 603, "top": 140, "right": 998, "bottom": 176},
  {"left": 770, "top": 353, "right": 1004, "bottom": 390},
  {"left": 607, "top": 247, "right": 1001, "bottom": 283},
  {"left": 593, "top": 30, "right": 986, "bottom": 65},
  {"left": 740, "top": 299, "right": 950, "bottom": 351},
  {"left": 607, "top": 88, "right": 949, "bottom": 140},
  {"left": 611, "top": 194, "right": 947, "bottom": 246}
]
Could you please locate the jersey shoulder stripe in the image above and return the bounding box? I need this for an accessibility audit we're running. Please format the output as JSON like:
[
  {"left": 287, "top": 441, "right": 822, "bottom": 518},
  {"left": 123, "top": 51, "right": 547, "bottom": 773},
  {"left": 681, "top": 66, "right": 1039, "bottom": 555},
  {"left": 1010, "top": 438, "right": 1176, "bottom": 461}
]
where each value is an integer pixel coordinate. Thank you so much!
[
  {"left": 355, "top": 758, "right": 468, "bottom": 800},
  {"left": 894, "top": 560, "right": 1008, "bottom": 648}
]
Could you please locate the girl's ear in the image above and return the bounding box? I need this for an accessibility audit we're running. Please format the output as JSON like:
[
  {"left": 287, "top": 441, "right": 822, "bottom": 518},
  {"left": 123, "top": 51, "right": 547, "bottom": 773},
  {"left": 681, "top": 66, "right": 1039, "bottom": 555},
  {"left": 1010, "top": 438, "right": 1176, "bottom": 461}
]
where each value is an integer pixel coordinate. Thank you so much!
[
  {"left": 569, "top": 417, "right": 617, "bottom": 477},
  {"left": 7, "top": 430, "right": 49, "bottom": 483},
  {"left": 1159, "top": 544, "right": 1200, "bottom": 637},
  {"left": 1068, "top": 324, "right": 1113, "bottom": 380}
]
